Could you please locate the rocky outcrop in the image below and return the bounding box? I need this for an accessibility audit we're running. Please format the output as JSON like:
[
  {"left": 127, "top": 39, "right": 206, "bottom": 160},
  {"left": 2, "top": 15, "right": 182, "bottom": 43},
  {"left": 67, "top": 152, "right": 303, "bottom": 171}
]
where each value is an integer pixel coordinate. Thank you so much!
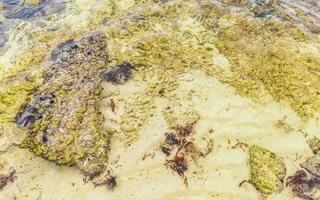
[{"left": 17, "top": 32, "right": 111, "bottom": 178}]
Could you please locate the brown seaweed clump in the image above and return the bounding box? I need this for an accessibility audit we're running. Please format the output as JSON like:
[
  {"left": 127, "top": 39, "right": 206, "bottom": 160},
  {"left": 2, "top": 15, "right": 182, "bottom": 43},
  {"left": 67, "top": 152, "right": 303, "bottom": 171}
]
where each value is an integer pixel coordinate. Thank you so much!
[
  {"left": 161, "top": 122, "right": 202, "bottom": 187},
  {"left": 287, "top": 169, "right": 320, "bottom": 200},
  {"left": 16, "top": 32, "right": 111, "bottom": 177},
  {"left": 101, "top": 62, "right": 135, "bottom": 84},
  {"left": 287, "top": 158, "right": 320, "bottom": 200}
]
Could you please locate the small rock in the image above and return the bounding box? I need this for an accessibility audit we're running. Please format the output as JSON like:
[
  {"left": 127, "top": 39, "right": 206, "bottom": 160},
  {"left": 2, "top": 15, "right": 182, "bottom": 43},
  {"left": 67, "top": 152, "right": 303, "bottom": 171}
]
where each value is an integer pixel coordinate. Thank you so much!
[
  {"left": 42, "top": 2, "right": 64, "bottom": 16},
  {"left": 249, "top": 145, "right": 286, "bottom": 194},
  {"left": 5, "top": 5, "right": 44, "bottom": 19}
]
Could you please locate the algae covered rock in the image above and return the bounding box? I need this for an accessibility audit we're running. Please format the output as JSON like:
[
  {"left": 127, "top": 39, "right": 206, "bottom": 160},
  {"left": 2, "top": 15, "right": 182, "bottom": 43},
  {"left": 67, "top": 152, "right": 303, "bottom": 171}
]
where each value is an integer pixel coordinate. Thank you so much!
[
  {"left": 307, "top": 137, "right": 320, "bottom": 155},
  {"left": 17, "top": 32, "right": 111, "bottom": 177},
  {"left": 301, "top": 157, "right": 320, "bottom": 177},
  {"left": 249, "top": 145, "right": 286, "bottom": 194}
]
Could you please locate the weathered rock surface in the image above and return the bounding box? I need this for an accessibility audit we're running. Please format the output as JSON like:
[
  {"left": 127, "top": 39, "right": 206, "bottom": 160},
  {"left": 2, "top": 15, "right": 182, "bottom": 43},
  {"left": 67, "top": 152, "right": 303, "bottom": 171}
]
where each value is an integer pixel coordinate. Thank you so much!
[{"left": 17, "top": 32, "right": 111, "bottom": 177}]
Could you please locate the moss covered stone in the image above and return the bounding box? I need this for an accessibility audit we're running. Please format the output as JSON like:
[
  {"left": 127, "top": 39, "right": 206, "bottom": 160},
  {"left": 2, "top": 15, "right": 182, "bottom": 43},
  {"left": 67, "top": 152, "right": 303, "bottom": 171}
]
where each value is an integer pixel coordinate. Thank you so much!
[
  {"left": 17, "top": 33, "right": 111, "bottom": 177},
  {"left": 0, "top": 79, "right": 37, "bottom": 123},
  {"left": 249, "top": 145, "right": 286, "bottom": 194},
  {"left": 307, "top": 137, "right": 320, "bottom": 155}
]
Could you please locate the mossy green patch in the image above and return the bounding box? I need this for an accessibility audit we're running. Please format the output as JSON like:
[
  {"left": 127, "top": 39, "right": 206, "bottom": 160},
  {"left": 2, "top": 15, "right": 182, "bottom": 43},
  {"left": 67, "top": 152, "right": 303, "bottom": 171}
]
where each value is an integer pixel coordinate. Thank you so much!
[
  {"left": 119, "top": 94, "right": 155, "bottom": 145},
  {"left": 249, "top": 145, "right": 286, "bottom": 194},
  {"left": 0, "top": 79, "right": 37, "bottom": 123}
]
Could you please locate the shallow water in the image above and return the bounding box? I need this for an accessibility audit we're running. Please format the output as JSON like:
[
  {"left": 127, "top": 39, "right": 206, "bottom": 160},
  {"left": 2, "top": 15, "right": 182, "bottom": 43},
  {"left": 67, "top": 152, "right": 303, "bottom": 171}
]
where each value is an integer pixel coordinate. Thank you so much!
[{"left": 0, "top": 0, "right": 320, "bottom": 199}]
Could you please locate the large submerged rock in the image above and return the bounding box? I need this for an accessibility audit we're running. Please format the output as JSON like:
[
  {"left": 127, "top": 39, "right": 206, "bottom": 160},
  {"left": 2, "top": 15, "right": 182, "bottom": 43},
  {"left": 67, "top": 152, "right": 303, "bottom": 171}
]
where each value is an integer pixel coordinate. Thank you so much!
[{"left": 17, "top": 32, "right": 111, "bottom": 177}]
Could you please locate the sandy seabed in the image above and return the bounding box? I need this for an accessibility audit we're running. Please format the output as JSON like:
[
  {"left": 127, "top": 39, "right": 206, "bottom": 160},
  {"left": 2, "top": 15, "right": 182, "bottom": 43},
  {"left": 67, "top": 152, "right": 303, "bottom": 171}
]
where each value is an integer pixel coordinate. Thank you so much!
[{"left": 0, "top": 0, "right": 320, "bottom": 199}]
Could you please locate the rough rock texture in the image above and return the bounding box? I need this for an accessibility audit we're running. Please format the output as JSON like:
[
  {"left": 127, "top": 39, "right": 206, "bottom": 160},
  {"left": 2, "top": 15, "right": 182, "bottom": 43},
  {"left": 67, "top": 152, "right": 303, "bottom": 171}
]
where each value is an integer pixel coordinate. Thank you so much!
[
  {"left": 17, "top": 32, "right": 111, "bottom": 177},
  {"left": 307, "top": 137, "right": 320, "bottom": 155},
  {"left": 249, "top": 145, "right": 286, "bottom": 194}
]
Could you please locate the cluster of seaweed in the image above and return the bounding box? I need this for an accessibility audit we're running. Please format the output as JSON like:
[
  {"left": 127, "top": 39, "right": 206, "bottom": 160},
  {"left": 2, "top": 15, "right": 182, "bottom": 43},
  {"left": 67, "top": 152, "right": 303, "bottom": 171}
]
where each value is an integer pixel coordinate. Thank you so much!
[
  {"left": 212, "top": 16, "right": 320, "bottom": 119},
  {"left": 101, "top": 62, "right": 135, "bottom": 85},
  {"left": 124, "top": 95, "right": 155, "bottom": 144},
  {"left": 161, "top": 121, "right": 202, "bottom": 187}
]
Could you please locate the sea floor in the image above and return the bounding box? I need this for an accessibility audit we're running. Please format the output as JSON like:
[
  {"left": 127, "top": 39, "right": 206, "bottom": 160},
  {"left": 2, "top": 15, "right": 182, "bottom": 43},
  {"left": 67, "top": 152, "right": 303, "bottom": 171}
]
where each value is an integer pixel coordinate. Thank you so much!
[{"left": 0, "top": 0, "right": 320, "bottom": 200}]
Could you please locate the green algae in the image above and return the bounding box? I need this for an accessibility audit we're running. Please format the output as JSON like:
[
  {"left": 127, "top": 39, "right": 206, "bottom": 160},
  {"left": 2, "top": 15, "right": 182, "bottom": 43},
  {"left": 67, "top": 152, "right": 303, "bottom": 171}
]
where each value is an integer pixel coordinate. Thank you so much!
[
  {"left": 249, "top": 145, "right": 286, "bottom": 194},
  {"left": 163, "top": 103, "right": 200, "bottom": 130},
  {"left": 118, "top": 94, "right": 155, "bottom": 145},
  {"left": 211, "top": 15, "right": 320, "bottom": 119},
  {"left": 0, "top": 79, "right": 38, "bottom": 123}
]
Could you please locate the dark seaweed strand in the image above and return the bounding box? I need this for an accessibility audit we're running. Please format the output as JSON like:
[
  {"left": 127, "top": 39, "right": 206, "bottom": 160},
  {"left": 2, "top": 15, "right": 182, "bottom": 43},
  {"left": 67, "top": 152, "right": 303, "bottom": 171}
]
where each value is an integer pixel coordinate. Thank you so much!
[{"left": 101, "top": 62, "right": 135, "bottom": 84}]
